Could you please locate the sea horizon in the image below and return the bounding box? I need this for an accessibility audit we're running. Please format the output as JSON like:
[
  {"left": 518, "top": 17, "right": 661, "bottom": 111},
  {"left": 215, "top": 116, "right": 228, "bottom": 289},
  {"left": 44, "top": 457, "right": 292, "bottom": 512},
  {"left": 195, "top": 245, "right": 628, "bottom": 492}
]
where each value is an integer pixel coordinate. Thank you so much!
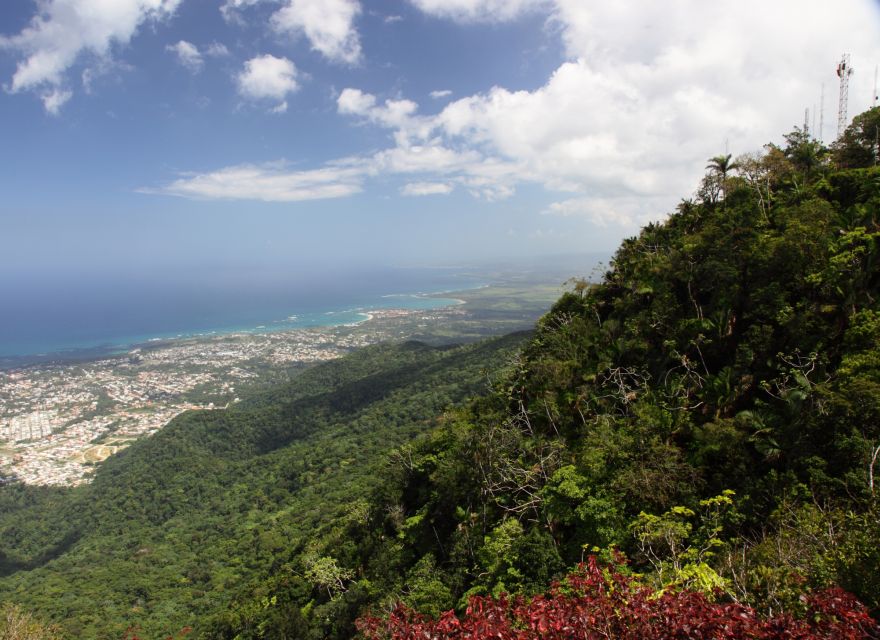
[{"left": 0, "top": 266, "right": 489, "bottom": 368}]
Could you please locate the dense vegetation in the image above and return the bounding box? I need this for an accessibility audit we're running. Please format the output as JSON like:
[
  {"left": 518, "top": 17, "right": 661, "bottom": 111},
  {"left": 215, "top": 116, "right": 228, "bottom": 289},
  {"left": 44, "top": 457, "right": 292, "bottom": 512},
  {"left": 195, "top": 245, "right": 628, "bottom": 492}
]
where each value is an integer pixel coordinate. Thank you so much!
[
  {"left": 1, "top": 108, "right": 879, "bottom": 639},
  {"left": 357, "top": 559, "right": 878, "bottom": 640},
  {"left": 337, "top": 110, "right": 880, "bottom": 631},
  {"left": 0, "top": 336, "right": 527, "bottom": 638}
]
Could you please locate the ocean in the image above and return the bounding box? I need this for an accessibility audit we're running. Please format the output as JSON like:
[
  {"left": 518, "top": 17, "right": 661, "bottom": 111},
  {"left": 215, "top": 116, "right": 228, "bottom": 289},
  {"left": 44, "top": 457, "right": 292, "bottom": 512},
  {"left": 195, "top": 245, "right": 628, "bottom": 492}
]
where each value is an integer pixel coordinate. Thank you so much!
[{"left": 0, "top": 266, "right": 487, "bottom": 366}]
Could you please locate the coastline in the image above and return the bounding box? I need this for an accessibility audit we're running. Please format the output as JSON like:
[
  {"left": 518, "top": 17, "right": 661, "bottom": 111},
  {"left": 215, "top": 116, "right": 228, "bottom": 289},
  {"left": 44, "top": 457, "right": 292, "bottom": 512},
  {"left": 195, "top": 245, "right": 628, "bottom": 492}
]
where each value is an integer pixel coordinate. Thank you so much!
[
  {"left": 0, "top": 296, "right": 478, "bottom": 486},
  {"left": 0, "top": 292, "right": 472, "bottom": 372}
]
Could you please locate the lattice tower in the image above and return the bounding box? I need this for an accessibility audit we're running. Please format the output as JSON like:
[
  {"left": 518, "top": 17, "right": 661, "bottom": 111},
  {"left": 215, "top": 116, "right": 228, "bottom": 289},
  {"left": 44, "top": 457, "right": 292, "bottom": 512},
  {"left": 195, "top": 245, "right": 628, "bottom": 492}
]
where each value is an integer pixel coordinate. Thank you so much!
[{"left": 837, "top": 54, "right": 853, "bottom": 140}]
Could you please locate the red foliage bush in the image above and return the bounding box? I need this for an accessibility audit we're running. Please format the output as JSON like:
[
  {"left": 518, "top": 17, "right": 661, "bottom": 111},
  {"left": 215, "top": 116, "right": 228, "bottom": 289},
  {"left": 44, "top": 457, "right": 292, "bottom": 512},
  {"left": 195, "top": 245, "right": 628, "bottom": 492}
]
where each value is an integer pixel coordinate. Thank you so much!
[{"left": 356, "top": 557, "right": 879, "bottom": 639}]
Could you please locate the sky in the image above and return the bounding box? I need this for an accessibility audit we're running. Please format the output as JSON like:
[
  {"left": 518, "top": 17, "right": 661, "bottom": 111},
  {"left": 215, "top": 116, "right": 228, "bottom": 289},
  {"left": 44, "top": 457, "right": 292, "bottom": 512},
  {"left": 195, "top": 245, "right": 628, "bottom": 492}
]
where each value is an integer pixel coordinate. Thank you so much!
[{"left": 1, "top": 0, "right": 880, "bottom": 282}]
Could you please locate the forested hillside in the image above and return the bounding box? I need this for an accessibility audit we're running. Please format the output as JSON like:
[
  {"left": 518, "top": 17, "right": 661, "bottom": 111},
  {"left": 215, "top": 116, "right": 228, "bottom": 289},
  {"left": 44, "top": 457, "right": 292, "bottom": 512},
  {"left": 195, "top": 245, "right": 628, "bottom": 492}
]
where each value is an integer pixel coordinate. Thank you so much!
[
  {"left": 2, "top": 108, "right": 880, "bottom": 640},
  {"left": 327, "top": 109, "right": 880, "bottom": 637},
  {"left": 0, "top": 335, "right": 527, "bottom": 638}
]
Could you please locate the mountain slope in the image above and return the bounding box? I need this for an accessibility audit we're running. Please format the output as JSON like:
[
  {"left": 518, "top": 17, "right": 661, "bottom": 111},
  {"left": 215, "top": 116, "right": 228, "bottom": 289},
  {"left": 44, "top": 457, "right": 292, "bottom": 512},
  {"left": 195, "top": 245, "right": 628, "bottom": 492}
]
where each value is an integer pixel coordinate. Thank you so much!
[
  {"left": 306, "top": 122, "right": 880, "bottom": 635},
  {"left": 0, "top": 335, "right": 527, "bottom": 639}
]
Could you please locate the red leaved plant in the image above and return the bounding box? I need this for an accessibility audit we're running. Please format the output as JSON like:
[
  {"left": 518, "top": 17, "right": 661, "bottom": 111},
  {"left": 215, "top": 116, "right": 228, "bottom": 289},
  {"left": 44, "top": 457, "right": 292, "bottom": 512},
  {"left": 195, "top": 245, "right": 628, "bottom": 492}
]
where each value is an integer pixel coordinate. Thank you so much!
[{"left": 356, "top": 557, "right": 879, "bottom": 639}]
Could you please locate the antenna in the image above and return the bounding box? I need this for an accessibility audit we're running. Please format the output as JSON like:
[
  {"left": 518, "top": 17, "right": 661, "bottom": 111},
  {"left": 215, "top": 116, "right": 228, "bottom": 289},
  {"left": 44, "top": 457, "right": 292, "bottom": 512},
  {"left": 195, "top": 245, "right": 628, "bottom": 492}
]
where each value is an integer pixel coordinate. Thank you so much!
[
  {"left": 804, "top": 108, "right": 810, "bottom": 136},
  {"left": 819, "top": 83, "right": 825, "bottom": 143},
  {"left": 837, "top": 53, "right": 853, "bottom": 140}
]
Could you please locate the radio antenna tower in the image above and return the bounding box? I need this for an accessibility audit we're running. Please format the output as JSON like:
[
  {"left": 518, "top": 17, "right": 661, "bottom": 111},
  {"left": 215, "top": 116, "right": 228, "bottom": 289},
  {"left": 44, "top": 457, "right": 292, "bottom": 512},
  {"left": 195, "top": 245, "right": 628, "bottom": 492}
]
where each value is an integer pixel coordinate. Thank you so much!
[
  {"left": 837, "top": 54, "right": 853, "bottom": 139},
  {"left": 819, "top": 83, "right": 825, "bottom": 143}
]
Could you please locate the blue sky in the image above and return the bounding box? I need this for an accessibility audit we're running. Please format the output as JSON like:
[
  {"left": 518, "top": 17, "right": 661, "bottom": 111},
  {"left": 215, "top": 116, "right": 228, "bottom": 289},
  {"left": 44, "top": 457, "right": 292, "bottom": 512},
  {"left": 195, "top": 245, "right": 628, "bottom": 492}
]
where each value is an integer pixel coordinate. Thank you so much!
[{"left": 2, "top": 0, "right": 880, "bottom": 282}]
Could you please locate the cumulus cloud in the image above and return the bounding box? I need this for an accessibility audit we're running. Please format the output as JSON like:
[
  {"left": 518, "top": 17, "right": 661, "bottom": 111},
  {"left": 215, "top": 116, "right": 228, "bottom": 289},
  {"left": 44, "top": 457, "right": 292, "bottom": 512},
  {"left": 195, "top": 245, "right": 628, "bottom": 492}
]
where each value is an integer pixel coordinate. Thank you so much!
[
  {"left": 429, "top": 89, "right": 452, "bottom": 99},
  {"left": 337, "top": 87, "right": 376, "bottom": 114},
  {"left": 166, "top": 40, "right": 203, "bottom": 73},
  {"left": 152, "top": 0, "right": 880, "bottom": 217},
  {"left": 376, "top": 0, "right": 880, "bottom": 221},
  {"left": 220, "top": 0, "right": 361, "bottom": 63},
  {"left": 149, "top": 161, "right": 365, "bottom": 202},
  {"left": 337, "top": 88, "right": 421, "bottom": 134},
  {"left": 272, "top": 0, "right": 362, "bottom": 64},
  {"left": 236, "top": 54, "right": 298, "bottom": 108},
  {"left": 0, "top": 0, "right": 181, "bottom": 113},
  {"left": 400, "top": 182, "right": 454, "bottom": 196}
]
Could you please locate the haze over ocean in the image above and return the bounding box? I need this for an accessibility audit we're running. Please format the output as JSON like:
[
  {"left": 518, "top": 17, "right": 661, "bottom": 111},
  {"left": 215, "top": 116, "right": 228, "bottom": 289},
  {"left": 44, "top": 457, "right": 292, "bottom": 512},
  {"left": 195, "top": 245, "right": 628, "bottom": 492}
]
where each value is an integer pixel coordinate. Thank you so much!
[{"left": 0, "top": 266, "right": 485, "bottom": 359}]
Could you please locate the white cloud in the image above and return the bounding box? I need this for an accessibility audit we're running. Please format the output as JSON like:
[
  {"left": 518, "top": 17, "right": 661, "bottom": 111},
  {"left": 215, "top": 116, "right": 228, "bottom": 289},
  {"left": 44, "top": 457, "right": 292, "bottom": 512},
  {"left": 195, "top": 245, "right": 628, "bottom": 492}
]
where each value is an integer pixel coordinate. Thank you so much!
[
  {"left": 400, "top": 182, "right": 454, "bottom": 196},
  {"left": 337, "top": 87, "right": 376, "bottom": 114},
  {"left": 272, "top": 0, "right": 362, "bottom": 64},
  {"left": 0, "top": 0, "right": 181, "bottom": 113},
  {"left": 368, "top": 0, "right": 880, "bottom": 221},
  {"left": 337, "top": 88, "right": 432, "bottom": 150},
  {"left": 384, "top": 15, "right": 403, "bottom": 24},
  {"left": 150, "top": 0, "right": 880, "bottom": 219},
  {"left": 429, "top": 89, "right": 452, "bottom": 99},
  {"left": 220, "top": 0, "right": 262, "bottom": 24},
  {"left": 150, "top": 161, "right": 365, "bottom": 202},
  {"left": 205, "top": 42, "right": 230, "bottom": 57},
  {"left": 337, "top": 87, "right": 524, "bottom": 199},
  {"left": 236, "top": 54, "right": 298, "bottom": 106},
  {"left": 41, "top": 88, "right": 72, "bottom": 115},
  {"left": 408, "top": 0, "right": 548, "bottom": 22},
  {"left": 373, "top": 144, "right": 482, "bottom": 174},
  {"left": 542, "top": 196, "right": 664, "bottom": 228},
  {"left": 166, "top": 40, "right": 203, "bottom": 73}
]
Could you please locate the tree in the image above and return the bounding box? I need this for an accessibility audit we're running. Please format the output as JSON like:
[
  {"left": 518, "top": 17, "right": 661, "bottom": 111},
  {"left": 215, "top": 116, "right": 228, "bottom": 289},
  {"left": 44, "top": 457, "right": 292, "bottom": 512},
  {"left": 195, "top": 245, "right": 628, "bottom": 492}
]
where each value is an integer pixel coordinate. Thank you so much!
[
  {"left": 834, "top": 107, "right": 880, "bottom": 168},
  {"left": 705, "top": 153, "right": 739, "bottom": 201},
  {"left": 735, "top": 151, "right": 772, "bottom": 222},
  {"left": 782, "top": 127, "right": 827, "bottom": 182},
  {"left": 303, "top": 554, "right": 354, "bottom": 600},
  {"left": 707, "top": 153, "right": 738, "bottom": 181},
  {"left": 0, "top": 605, "right": 61, "bottom": 640}
]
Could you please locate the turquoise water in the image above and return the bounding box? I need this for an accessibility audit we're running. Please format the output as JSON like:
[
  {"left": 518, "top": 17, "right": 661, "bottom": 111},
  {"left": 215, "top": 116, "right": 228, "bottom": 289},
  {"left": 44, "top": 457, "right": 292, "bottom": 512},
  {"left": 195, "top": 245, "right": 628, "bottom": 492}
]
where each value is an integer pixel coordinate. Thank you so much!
[
  {"left": 121, "top": 294, "right": 465, "bottom": 347},
  {"left": 0, "top": 267, "right": 485, "bottom": 366}
]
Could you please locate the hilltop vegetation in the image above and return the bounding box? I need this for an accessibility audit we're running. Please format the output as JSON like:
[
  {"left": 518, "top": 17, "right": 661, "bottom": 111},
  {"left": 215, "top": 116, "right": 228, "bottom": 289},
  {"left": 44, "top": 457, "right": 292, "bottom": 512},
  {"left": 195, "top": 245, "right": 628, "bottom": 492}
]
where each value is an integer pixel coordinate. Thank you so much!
[
  {"left": 1, "top": 109, "right": 879, "bottom": 639},
  {"left": 336, "top": 110, "right": 880, "bottom": 630}
]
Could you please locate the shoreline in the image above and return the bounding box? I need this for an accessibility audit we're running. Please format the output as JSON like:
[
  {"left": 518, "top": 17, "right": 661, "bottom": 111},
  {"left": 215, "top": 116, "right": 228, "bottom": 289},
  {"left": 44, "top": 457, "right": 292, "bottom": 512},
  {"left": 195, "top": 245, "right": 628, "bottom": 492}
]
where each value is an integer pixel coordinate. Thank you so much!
[
  {"left": 0, "top": 297, "right": 479, "bottom": 486},
  {"left": 0, "top": 293, "right": 472, "bottom": 372}
]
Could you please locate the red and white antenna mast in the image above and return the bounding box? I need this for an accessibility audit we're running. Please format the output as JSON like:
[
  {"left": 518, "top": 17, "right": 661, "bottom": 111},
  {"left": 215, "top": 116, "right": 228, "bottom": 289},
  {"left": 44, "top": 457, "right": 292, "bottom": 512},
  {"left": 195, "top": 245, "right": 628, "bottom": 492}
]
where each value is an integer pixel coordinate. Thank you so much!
[{"left": 836, "top": 54, "right": 853, "bottom": 139}]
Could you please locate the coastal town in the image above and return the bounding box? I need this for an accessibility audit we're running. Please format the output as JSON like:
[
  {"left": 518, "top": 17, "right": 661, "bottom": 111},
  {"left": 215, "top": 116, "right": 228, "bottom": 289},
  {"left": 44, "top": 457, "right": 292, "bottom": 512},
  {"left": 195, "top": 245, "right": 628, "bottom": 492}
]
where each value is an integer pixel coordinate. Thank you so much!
[{"left": 0, "top": 305, "right": 468, "bottom": 486}]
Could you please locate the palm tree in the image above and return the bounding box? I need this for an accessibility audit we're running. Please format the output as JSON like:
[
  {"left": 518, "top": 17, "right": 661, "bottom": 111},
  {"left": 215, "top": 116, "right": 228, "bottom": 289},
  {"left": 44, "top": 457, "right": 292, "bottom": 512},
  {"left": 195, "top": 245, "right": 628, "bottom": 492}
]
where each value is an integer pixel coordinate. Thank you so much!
[
  {"left": 706, "top": 153, "right": 738, "bottom": 200},
  {"left": 706, "top": 153, "right": 738, "bottom": 179}
]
